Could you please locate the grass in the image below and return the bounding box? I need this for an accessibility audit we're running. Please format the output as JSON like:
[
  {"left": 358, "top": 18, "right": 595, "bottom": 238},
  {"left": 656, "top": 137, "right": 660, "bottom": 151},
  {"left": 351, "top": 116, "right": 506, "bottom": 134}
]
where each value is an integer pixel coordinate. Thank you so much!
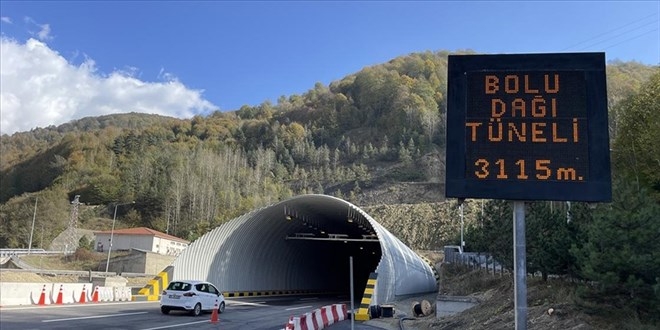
[
  {"left": 435, "top": 264, "right": 659, "bottom": 330},
  {"left": 21, "top": 249, "right": 131, "bottom": 271},
  {"left": 439, "top": 263, "right": 510, "bottom": 296}
]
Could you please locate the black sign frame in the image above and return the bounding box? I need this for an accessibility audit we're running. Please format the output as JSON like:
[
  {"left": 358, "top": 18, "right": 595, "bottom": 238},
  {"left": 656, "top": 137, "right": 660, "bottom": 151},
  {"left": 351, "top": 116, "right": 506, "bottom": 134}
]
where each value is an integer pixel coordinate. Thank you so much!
[{"left": 445, "top": 53, "right": 611, "bottom": 202}]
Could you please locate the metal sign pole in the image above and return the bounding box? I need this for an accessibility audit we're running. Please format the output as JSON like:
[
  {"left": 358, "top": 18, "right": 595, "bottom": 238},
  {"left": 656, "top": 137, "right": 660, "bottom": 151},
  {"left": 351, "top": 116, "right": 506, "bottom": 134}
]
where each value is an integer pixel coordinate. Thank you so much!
[
  {"left": 513, "top": 201, "right": 527, "bottom": 330},
  {"left": 460, "top": 202, "right": 464, "bottom": 249},
  {"left": 350, "top": 256, "right": 355, "bottom": 330}
]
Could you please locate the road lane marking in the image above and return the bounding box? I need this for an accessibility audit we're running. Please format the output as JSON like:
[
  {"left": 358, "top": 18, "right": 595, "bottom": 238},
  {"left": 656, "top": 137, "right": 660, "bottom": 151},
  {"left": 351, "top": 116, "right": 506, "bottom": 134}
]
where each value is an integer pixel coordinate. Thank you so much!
[
  {"left": 139, "top": 320, "right": 210, "bottom": 330},
  {"left": 300, "top": 297, "right": 319, "bottom": 301},
  {"left": 285, "top": 305, "right": 313, "bottom": 311},
  {"left": 42, "top": 311, "right": 148, "bottom": 323},
  {"left": 226, "top": 300, "right": 267, "bottom": 306}
]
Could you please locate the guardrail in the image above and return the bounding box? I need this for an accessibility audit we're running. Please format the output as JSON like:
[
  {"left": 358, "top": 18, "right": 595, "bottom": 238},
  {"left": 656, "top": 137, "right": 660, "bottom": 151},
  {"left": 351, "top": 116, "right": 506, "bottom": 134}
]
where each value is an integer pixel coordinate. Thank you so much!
[
  {"left": 0, "top": 249, "right": 64, "bottom": 257},
  {"left": 0, "top": 268, "right": 154, "bottom": 278}
]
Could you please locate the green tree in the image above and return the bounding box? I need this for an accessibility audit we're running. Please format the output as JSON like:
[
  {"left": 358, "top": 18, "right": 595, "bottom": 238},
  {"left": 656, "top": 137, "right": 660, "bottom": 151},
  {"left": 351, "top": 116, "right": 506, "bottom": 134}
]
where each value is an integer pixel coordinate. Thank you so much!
[
  {"left": 398, "top": 141, "right": 412, "bottom": 164},
  {"left": 526, "top": 202, "right": 575, "bottom": 281},
  {"left": 467, "top": 200, "right": 514, "bottom": 270},
  {"left": 571, "top": 177, "right": 660, "bottom": 320},
  {"left": 611, "top": 71, "right": 660, "bottom": 198},
  {"left": 78, "top": 235, "right": 93, "bottom": 251}
]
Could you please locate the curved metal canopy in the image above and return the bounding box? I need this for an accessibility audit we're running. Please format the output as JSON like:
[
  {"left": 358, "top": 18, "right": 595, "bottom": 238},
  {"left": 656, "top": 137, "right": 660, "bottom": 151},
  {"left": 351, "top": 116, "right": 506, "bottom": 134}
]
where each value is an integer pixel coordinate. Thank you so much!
[{"left": 171, "top": 194, "right": 437, "bottom": 304}]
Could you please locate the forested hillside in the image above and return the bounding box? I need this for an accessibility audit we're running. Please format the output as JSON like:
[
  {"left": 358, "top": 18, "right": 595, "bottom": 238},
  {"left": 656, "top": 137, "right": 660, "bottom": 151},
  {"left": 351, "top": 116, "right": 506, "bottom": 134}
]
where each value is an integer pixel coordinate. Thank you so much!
[
  {"left": 0, "top": 51, "right": 657, "bottom": 250},
  {"left": 2, "top": 50, "right": 659, "bottom": 325}
]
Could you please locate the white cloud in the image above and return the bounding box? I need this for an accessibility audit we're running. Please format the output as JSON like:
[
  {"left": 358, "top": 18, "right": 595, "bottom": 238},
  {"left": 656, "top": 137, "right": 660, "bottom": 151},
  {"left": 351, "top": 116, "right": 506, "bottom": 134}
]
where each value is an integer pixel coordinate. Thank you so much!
[
  {"left": 24, "top": 17, "right": 52, "bottom": 41},
  {"left": 157, "top": 67, "right": 177, "bottom": 82},
  {"left": 36, "top": 23, "right": 52, "bottom": 41},
  {"left": 0, "top": 37, "right": 217, "bottom": 135},
  {"left": 0, "top": 17, "right": 12, "bottom": 24}
]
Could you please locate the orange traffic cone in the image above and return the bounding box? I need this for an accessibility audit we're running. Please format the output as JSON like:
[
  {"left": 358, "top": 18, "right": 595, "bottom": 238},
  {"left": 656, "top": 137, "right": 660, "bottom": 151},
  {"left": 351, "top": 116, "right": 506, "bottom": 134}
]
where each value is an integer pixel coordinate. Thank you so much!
[
  {"left": 210, "top": 300, "right": 219, "bottom": 324},
  {"left": 79, "top": 285, "right": 87, "bottom": 303},
  {"left": 91, "top": 286, "right": 99, "bottom": 302},
  {"left": 55, "top": 284, "right": 63, "bottom": 304},
  {"left": 37, "top": 284, "right": 47, "bottom": 305}
]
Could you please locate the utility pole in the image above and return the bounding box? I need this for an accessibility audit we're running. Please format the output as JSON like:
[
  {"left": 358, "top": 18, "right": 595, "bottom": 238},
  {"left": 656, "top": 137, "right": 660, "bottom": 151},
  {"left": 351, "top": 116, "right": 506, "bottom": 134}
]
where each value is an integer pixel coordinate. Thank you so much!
[
  {"left": 106, "top": 201, "right": 135, "bottom": 273},
  {"left": 28, "top": 197, "right": 38, "bottom": 254}
]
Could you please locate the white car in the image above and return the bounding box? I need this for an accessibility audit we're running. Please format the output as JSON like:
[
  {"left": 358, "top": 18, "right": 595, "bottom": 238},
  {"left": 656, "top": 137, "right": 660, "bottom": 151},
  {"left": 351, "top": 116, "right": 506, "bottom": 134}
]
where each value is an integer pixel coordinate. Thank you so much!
[{"left": 160, "top": 280, "right": 225, "bottom": 316}]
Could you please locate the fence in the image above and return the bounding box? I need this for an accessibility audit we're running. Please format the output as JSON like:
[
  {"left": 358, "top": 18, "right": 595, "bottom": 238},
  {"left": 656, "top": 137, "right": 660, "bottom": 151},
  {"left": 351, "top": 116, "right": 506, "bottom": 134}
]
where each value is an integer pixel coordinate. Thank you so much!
[{"left": 444, "top": 251, "right": 509, "bottom": 276}]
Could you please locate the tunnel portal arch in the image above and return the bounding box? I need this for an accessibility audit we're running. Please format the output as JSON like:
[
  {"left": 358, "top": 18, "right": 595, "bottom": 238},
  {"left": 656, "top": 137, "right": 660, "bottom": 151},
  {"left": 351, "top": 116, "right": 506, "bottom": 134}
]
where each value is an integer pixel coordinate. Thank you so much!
[{"left": 171, "top": 194, "right": 438, "bottom": 304}]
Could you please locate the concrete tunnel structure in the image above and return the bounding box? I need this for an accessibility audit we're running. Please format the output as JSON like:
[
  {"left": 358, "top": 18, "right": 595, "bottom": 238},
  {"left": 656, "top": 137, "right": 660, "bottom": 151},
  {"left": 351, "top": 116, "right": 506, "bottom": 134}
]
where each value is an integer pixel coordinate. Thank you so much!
[{"left": 170, "top": 194, "right": 438, "bottom": 305}]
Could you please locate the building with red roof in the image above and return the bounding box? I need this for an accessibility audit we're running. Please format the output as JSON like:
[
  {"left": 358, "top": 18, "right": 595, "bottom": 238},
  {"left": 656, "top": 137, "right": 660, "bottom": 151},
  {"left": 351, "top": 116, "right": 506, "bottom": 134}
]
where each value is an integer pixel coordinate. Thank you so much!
[{"left": 94, "top": 227, "right": 189, "bottom": 256}]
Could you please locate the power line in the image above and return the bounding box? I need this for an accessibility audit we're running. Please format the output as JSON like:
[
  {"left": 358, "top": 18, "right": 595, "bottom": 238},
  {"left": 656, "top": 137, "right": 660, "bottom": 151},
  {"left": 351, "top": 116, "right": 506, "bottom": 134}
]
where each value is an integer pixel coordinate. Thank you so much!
[
  {"left": 602, "top": 28, "right": 659, "bottom": 52},
  {"left": 561, "top": 13, "right": 659, "bottom": 51},
  {"left": 575, "top": 22, "right": 658, "bottom": 51}
]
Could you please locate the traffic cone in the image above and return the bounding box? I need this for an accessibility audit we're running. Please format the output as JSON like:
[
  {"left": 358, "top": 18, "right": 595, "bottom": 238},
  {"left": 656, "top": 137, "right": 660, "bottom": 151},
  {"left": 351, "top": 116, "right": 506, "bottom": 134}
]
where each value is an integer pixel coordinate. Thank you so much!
[
  {"left": 37, "top": 284, "right": 47, "bottom": 305},
  {"left": 55, "top": 285, "right": 63, "bottom": 304},
  {"left": 91, "top": 286, "right": 99, "bottom": 302},
  {"left": 210, "top": 299, "right": 219, "bottom": 324},
  {"left": 79, "top": 285, "right": 87, "bottom": 303}
]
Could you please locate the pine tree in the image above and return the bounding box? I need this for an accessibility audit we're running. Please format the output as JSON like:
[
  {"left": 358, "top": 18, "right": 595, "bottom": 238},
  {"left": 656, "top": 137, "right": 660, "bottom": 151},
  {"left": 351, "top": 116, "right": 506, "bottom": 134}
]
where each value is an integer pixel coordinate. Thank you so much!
[{"left": 570, "top": 177, "right": 660, "bottom": 319}]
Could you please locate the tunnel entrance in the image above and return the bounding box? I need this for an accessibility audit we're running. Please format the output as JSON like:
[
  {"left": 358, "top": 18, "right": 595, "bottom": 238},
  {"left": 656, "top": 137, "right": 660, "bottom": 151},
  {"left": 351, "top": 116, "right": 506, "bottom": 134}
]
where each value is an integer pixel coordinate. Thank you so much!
[
  {"left": 170, "top": 194, "right": 438, "bottom": 305},
  {"left": 284, "top": 238, "right": 382, "bottom": 299}
]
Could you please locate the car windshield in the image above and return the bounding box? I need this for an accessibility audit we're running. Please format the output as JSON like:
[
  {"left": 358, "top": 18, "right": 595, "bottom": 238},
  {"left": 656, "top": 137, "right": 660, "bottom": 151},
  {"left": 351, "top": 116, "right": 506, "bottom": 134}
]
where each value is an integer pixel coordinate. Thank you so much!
[{"left": 166, "top": 282, "right": 192, "bottom": 291}]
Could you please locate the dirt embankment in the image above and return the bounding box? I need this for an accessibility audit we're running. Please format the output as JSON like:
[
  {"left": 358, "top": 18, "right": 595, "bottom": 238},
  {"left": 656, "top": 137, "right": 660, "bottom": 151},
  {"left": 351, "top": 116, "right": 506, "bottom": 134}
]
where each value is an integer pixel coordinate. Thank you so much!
[{"left": 360, "top": 260, "right": 606, "bottom": 330}]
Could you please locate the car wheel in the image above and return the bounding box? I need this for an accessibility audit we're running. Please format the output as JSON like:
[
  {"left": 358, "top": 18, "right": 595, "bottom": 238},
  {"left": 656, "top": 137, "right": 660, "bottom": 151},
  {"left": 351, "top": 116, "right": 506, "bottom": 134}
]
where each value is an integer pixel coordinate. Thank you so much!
[
  {"left": 218, "top": 302, "right": 225, "bottom": 314},
  {"left": 161, "top": 306, "right": 170, "bottom": 315},
  {"left": 190, "top": 303, "right": 202, "bottom": 316}
]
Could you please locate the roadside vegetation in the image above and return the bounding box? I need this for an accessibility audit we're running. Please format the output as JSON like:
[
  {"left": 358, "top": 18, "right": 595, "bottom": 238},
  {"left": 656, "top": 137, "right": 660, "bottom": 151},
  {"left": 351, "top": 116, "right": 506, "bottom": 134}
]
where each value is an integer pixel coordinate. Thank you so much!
[
  {"left": 20, "top": 249, "right": 130, "bottom": 272},
  {"left": 432, "top": 264, "right": 658, "bottom": 330},
  {"left": 461, "top": 73, "right": 660, "bottom": 326},
  {"left": 0, "top": 51, "right": 658, "bottom": 327}
]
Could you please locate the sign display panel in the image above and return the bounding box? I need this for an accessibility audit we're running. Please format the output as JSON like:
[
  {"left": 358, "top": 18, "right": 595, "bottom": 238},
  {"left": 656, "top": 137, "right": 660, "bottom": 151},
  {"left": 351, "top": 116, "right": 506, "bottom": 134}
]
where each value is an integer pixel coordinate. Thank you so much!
[{"left": 445, "top": 53, "right": 611, "bottom": 202}]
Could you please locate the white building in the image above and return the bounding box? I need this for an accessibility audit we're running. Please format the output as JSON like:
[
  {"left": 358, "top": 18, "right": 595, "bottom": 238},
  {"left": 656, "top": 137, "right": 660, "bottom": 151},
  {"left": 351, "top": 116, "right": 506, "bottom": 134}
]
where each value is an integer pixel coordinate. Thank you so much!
[{"left": 94, "top": 227, "right": 189, "bottom": 256}]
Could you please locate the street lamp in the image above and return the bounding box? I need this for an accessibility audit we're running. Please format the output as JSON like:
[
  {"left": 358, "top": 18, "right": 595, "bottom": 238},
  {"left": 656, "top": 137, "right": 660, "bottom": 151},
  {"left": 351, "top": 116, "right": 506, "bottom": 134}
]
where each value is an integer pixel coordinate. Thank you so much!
[{"left": 105, "top": 201, "right": 134, "bottom": 273}]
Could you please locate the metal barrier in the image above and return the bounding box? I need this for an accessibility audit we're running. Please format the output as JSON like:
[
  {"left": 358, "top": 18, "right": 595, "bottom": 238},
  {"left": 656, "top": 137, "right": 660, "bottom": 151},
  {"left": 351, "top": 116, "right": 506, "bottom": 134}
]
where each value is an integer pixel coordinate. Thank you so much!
[
  {"left": 0, "top": 268, "right": 155, "bottom": 278},
  {"left": 0, "top": 249, "right": 64, "bottom": 257},
  {"left": 445, "top": 251, "right": 507, "bottom": 276}
]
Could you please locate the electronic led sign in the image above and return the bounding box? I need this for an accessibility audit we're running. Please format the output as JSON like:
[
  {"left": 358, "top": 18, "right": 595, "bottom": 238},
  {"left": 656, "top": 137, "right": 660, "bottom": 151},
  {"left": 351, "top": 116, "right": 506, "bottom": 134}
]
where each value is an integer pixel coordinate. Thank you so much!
[{"left": 445, "top": 53, "right": 611, "bottom": 202}]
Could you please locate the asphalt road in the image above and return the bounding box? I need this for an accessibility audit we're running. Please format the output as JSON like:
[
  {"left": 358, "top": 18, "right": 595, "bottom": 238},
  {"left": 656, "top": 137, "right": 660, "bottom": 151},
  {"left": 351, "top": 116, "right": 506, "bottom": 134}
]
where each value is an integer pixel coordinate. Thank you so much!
[{"left": 0, "top": 295, "right": 354, "bottom": 330}]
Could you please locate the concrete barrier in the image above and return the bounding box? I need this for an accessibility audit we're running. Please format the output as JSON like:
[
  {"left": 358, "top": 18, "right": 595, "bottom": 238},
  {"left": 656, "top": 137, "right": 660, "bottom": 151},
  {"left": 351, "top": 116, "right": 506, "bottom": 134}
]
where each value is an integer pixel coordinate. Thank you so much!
[
  {"left": 0, "top": 283, "right": 51, "bottom": 306},
  {"left": 436, "top": 295, "right": 479, "bottom": 318},
  {"left": 0, "top": 283, "right": 121, "bottom": 306},
  {"left": 52, "top": 283, "right": 88, "bottom": 304}
]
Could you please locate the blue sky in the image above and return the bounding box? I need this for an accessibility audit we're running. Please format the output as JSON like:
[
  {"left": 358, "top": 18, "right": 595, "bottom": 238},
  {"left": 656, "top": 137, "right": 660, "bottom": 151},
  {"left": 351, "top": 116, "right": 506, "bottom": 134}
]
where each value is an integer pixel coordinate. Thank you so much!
[{"left": 1, "top": 1, "right": 658, "bottom": 135}]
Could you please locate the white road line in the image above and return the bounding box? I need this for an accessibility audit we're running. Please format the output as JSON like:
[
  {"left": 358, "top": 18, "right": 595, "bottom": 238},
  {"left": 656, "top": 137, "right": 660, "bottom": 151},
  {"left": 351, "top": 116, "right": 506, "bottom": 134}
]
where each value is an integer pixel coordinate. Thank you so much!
[
  {"left": 42, "top": 311, "right": 148, "bottom": 323},
  {"left": 226, "top": 300, "right": 267, "bottom": 306},
  {"left": 299, "top": 297, "right": 319, "bottom": 301},
  {"left": 139, "top": 320, "right": 211, "bottom": 330},
  {"left": 285, "top": 305, "right": 313, "bottom": 311}
]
